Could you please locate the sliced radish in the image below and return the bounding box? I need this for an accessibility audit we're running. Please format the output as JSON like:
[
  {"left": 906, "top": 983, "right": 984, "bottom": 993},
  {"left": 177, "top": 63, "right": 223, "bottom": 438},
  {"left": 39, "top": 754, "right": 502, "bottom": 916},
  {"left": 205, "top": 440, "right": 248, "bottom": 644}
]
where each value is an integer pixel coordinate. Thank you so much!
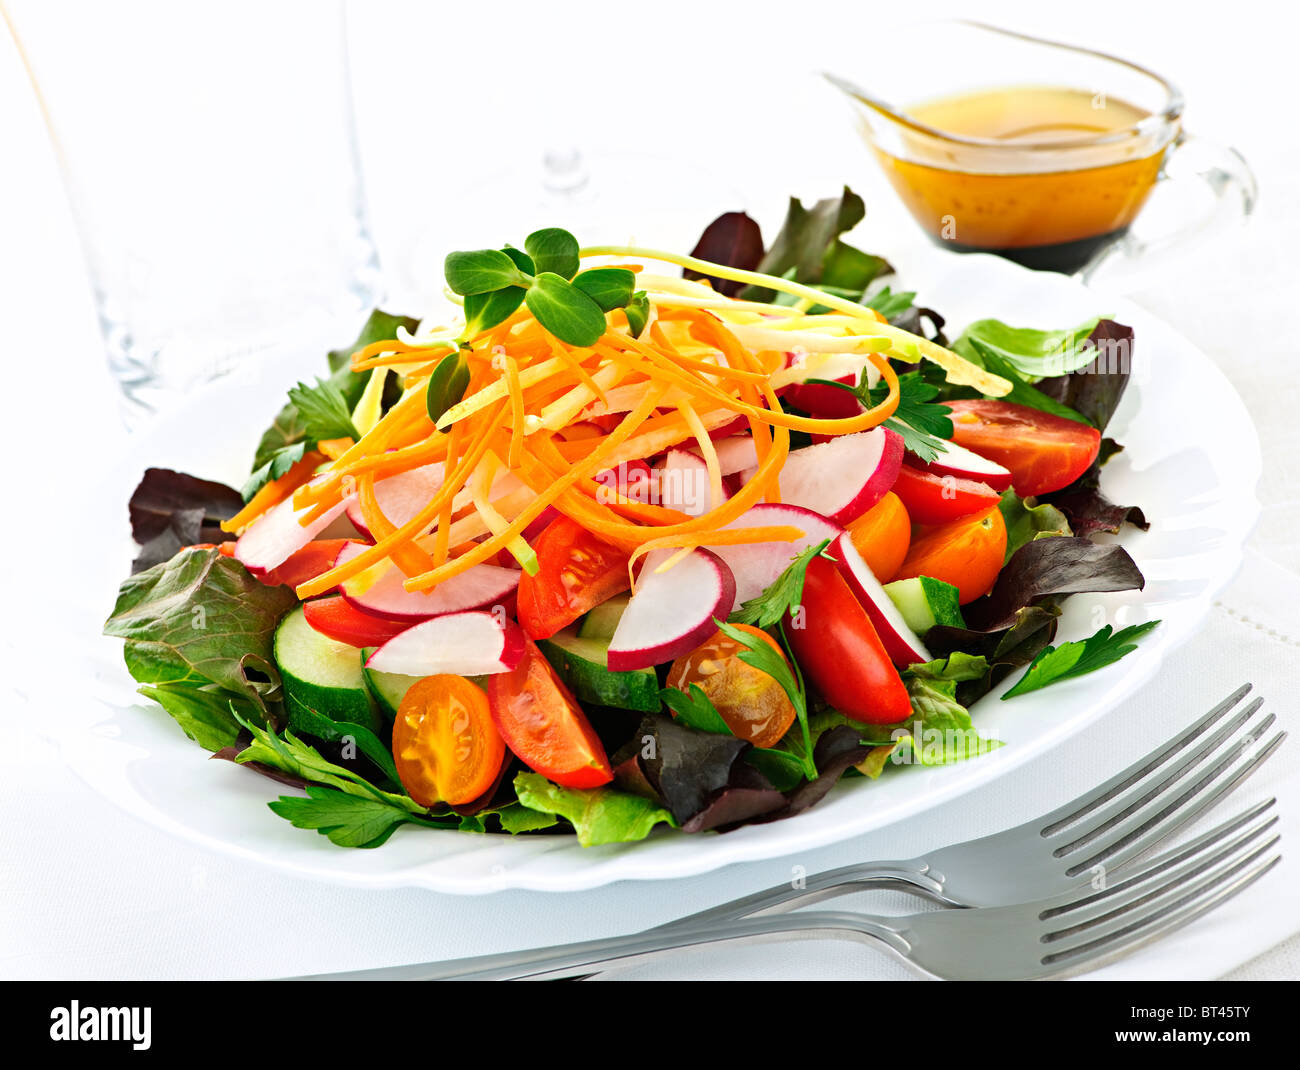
[
  {"left": 607, "top": 548, "right": 736, "bottom": 671},
  {"left": 909, "top": 440, "right": 1013, "bottom": 492},
  {"left": 336, "top": 542, "right": 520, "bottom": 621},
  {"left": 708, "top": 415, "right": 749, "bottom": 440},
  {"left": 711, "top": 435, "right": 759, "bottom": 476},
  {"left": 742, "top": 427, "right": 903, "bottom": 525},
  {"left": 832, "top": 533, "right": 931, "bottom": 667},
  {"left": 655, "top": 448, "right": 718, "bottom": 516},
  {"left": 344, "top": 462, "right": 444, "bottom": 539},
  {"left": 711, "top": 503, "right": 844, "bottom": 605},
  {"left": 234, "top": 483, "right": 350, "bottom": 574},
  {"left": 365, "top": 611, "right": 526, "bottom": 676},
  {"left": 778, "top": 351, "right": 879, "bottom": 418}
]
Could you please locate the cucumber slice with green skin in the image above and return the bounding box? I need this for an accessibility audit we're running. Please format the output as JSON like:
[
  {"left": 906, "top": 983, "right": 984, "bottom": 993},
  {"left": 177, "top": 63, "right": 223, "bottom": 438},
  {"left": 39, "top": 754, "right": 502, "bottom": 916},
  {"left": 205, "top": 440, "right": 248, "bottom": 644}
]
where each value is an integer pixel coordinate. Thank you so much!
[
  {"left": 537, "top": 628, "right": 660, "bottom": 712},
  {"left": 883, "top": 576, "right": 965, "bottom": 635},
  {"left": 577, "top": 594, "right": 631, "bottom": 641},
  {"left": 275, "top": 606, "right": 380, "bottom": 733},
  {"left": 359, "top": 648, "right": 422, "bottom": 722}
]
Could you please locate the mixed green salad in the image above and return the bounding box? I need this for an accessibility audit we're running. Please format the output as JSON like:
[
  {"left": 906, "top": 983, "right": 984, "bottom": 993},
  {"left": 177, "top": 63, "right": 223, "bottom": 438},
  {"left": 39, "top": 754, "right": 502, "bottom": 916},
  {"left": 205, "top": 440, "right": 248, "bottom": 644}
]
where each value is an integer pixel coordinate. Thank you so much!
[{"left": 104, "top": 188, "right": 1155, "bottom": 848}]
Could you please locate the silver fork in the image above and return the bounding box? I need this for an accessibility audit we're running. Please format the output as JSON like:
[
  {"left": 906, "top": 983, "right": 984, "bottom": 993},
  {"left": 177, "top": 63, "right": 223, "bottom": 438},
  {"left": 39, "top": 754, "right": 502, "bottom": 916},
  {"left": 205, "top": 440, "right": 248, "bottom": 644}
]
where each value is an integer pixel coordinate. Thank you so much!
[
  {"left": 300, "top": 796, "right": 1281, "bottom": 980},
  {"left": 663, "top": 683, "right": 1283, "bottom": 924}
]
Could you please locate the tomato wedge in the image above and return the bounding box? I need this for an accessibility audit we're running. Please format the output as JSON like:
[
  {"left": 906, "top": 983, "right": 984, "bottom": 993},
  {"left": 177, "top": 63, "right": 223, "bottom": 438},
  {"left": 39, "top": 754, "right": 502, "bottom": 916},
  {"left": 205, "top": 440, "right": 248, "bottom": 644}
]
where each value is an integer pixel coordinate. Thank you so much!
[
  {"left": 944, "top": 400, "right": 1100, "bottom": 496},
  {"left": 891, "top": 464, "right": 1001, "bottom": 525},
  {"left": 258, "top": 539, "right": 354, "bottom": 589},
  {"left": 844, "top": 491, "right": 911, "bottom": 582},
  {"left": 783, "top": 556, "right": 911, "bottom": 724},
  {"left": 516, "top": 515, "right": 631, "bottom": 640},
  {"left": 392, "top": 675, "right": 506, "bottom": 807},
  {"left": 487, "top": 638, "right": 612, "bottom": 788},
  {"left": 301, "top": 596, "right": 411, "bottom": 648},
  {"left": 666, "top": 624, "right": 797, "bottom": 748},
  {"left": 894, "top": 506, "right": 1008, "bottom": 605}
]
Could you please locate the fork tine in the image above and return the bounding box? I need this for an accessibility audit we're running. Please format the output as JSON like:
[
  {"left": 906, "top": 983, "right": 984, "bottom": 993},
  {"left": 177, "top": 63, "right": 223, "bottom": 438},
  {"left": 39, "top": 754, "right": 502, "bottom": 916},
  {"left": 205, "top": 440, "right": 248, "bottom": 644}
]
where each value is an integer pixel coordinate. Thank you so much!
[
  {"left": 1051, "top": 699, "right": 1268, "bottom": 857},
  {"left": 1040, "top": 803, "right": 1279, "bottom": 932},
  {"left": 1062, "top": 729, "right": 1286, "bottom": 877},
  {"left": 1038, "top": 683, "right": 1252, "bottom": 836},
  {"left": 1050, "top": 700, "right": 1268, "bottom": 853},
  {"left": 1039, "top": 838, "right": 1282, "bottom": 970}
]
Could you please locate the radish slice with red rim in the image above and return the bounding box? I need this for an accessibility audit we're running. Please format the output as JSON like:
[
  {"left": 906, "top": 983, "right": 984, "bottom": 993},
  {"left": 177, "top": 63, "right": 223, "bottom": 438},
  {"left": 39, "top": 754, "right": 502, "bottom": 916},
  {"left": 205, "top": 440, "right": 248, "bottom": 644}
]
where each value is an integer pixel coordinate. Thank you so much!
[
  {"left": 832, "top": 533, "right": 931, "bottom": 668},
  {"left": 234, "top": 482, "right": 350, "bottom": 574},
  {"left": 336, "top": 542, "right": 520, "bottom": 621},
  {"left": 365, "top": 611, "right": 526, "bottom": 676},
  {"left": 741, "top": 427, "right": 903, "bottom": 525},
  {"left": 607, "top": 548, "right": 737, "bottom": 671},
  {"left": 710, "top": 503, "right": 844, "bottom": 606}
]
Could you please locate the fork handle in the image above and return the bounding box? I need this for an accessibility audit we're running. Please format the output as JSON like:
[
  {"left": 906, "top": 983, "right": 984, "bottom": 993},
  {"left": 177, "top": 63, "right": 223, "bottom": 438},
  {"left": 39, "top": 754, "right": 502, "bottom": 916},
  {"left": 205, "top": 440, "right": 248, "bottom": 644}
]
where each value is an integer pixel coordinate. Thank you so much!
[
  {"left": 651, "top": 857, "right": 946, "bottom": 932},
  {"left": 295, "top": 910, "right": 910, "bottom": 981}
]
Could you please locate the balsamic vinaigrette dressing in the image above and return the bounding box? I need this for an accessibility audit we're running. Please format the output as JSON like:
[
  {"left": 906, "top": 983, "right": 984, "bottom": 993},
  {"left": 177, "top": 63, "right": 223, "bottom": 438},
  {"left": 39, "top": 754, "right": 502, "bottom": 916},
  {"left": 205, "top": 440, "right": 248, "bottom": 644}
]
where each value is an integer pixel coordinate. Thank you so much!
[{"left": 873, "top": 87, "right": 1164, "bottom": 273}]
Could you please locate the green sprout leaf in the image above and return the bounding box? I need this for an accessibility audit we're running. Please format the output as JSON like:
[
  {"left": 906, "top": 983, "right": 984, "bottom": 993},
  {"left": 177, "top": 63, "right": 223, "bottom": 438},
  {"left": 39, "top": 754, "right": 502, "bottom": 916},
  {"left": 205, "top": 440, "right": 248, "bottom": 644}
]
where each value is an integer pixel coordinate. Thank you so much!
[
  {"left": 445, "top": 249, "right": 529, "bottom": 296},
  {"left": 624, "top": 290, "right": 650, "bottom": 338},
  {"left": 425, "top": 348, "right": 471, "bottom": 422},
  {"left": 572, "top": 267, "right": 635, "bottom": 312},
  {"left": 524, "top": 228, "right": 581, "bottom": 280},
  {"left": 463, "top": 286, "right": 526, "bottom": 336},
  {"left": 525, "top": 273, "right": 608, "bottom": 347}
]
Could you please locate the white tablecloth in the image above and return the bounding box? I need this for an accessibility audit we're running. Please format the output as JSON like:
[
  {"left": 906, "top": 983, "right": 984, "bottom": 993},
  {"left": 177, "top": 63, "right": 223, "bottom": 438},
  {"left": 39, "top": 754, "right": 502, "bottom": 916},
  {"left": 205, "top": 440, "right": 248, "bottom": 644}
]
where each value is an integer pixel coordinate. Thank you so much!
[{"left": 1, "top": 0, "right": 1297, "bottom": 980}]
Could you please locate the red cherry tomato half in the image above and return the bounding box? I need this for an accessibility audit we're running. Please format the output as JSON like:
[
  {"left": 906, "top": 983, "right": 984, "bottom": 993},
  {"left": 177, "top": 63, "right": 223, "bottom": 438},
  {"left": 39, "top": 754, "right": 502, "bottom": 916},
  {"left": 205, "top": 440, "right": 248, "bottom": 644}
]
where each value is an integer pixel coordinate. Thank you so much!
[
  {"left": 944, "top": 400, "right": 1100, "bottom": 497},
  {"left": 783, "top": 556, "right": 912, "bottom": 724},
  {"left": 301, "top": 596, "right": 411, "bottom": 648},
  {"left": 891, "top": 464, "right": 1001, "bottom": 525},
  {"left": 487, "top": 638, "right": 612, "bottom": 788},
  {"left": 516, "top": 515, "right": 632, "bottom": 640}
]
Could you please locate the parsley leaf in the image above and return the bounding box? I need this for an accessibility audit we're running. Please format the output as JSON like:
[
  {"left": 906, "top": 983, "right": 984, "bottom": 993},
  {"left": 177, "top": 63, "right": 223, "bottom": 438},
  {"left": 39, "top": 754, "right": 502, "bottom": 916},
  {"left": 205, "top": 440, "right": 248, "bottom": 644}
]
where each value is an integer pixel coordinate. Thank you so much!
[
  {"left": 729, "top": 539, "right": 833, "bottom": 628},
  {"left": 268, "top": 786, "right": 454, "bottom": 849},
  {"left": 714, "top": 618, "right": 817, "bottom": 780},
  {"left": 806, "top": 368, "right": 955, "bottom": 464},
  {"left": 1003, "top": 620, "right": 1161, "bottom": 699},
  {"left": 660, "top": 684, "right": 734, "bottom": 735},
  {"left": 287, "top": 378, "right": 361, "bottom": 443}
]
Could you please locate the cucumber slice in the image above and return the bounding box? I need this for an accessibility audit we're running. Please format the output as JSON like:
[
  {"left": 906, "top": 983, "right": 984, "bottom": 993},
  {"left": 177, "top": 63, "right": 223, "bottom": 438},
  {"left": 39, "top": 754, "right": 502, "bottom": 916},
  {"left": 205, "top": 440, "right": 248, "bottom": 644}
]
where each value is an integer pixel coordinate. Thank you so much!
[
  {"left": 359, "top": 648, "right": 422, "bottom": 722},
  {"left": 577, "top": 593, "right": 631, "bottom": 641},
  {"left": 538, "top": 627, "right": 660, "bottom": 712},
  {"left": 883, "top": 576, "right": 965, "bottom": 635},
  {"left": 275, "top": 606, "right": 379, "bottom": 732}
]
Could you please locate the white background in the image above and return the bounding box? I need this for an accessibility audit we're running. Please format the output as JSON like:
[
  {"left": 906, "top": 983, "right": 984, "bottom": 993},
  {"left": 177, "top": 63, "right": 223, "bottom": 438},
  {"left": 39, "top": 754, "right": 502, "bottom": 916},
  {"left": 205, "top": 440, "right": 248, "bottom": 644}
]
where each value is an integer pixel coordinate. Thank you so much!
[{"left": 1, "top": 0, "right": 1298, "bottom": 979}]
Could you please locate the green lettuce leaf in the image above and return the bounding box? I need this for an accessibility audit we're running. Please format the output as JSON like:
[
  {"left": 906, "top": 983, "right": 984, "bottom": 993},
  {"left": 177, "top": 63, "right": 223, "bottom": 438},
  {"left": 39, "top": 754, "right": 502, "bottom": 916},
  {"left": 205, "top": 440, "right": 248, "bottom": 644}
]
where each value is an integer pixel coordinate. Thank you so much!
[
  {"left": 998, "top": 488, "right": 1072, "bottom": 563},
  {"left": 514, "top": 772, "right": 677, "bottom": 846},
  {"left": 104, "top": 547, "right": 297, "bottom": 742},
  {"left": 964, "top": 339, "right": 1092, "bottom": 425},
  {"left": 951, "top": 316, "right": 1101, "bottom": 380}
]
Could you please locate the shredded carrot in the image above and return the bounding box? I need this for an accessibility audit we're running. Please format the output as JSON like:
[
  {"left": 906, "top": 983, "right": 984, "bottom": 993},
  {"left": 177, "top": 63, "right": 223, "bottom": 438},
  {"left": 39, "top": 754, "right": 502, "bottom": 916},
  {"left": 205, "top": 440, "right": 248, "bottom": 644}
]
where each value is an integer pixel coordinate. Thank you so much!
[
  {"left": 503, "top": 354, "right": 525, "bottom": 469},
  {"left": 316, "top": 437, "right": 353, "bottom": 461}
]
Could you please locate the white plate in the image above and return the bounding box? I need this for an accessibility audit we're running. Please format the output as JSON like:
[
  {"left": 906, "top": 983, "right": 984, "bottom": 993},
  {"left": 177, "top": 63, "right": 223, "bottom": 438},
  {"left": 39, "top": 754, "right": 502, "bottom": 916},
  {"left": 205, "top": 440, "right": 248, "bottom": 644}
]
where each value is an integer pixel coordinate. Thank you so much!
[{"left": 62, "top": 249, "right": 1261, "bottom": 893}]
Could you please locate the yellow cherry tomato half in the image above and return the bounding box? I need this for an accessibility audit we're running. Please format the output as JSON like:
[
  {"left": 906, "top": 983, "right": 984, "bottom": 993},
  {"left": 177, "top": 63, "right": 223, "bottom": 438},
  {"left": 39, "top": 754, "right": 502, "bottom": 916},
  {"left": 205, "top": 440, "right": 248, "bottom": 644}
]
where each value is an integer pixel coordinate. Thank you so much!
[
  {"left": 392, "top": 675, "right": 506, "bottom": 807},
  {"left": 666, "top": 623, "right": 797, "bottom": 749}
]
